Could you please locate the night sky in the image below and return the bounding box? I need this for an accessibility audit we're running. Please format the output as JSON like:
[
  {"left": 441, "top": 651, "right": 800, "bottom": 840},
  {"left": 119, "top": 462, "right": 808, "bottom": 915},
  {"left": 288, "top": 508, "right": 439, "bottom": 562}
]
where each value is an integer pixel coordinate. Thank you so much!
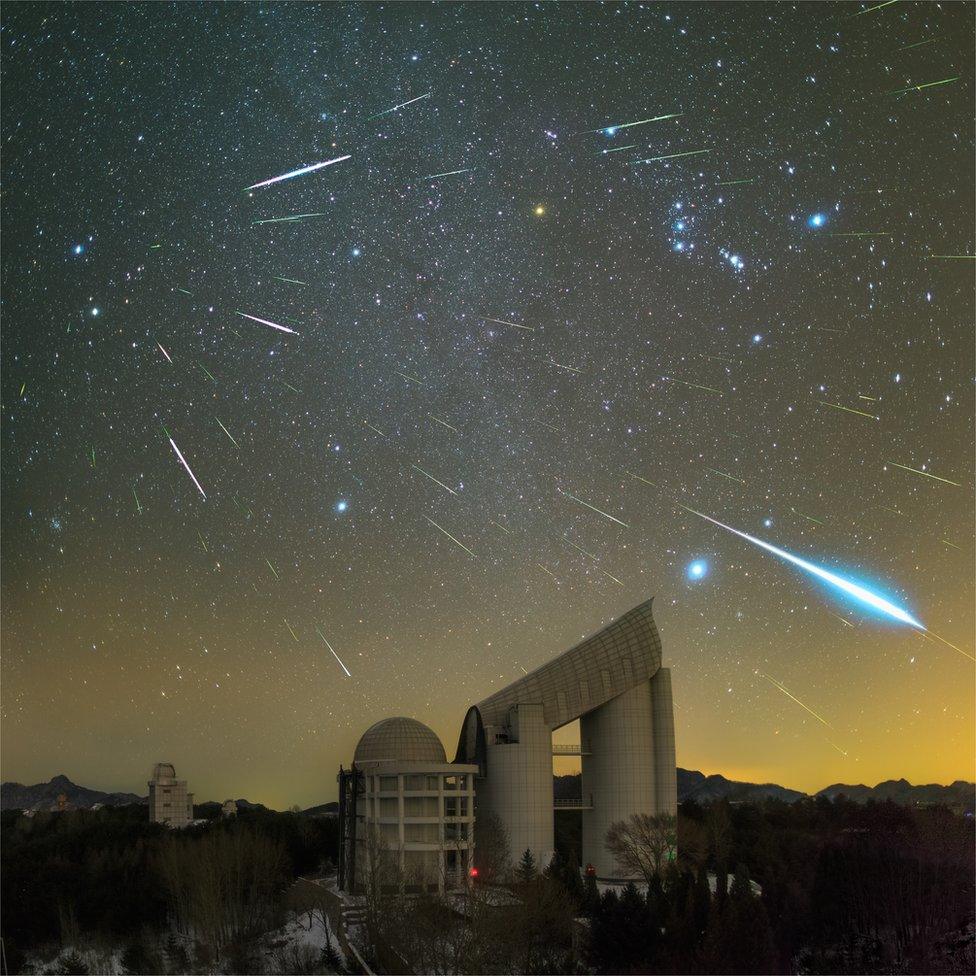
[{"left": 2, "top": 2, "right": 973, "bottom": 810}]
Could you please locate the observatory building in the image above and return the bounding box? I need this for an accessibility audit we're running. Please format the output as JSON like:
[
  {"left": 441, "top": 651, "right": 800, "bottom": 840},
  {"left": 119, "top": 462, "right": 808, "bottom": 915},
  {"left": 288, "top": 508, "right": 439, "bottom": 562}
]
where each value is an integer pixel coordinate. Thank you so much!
[
  {"left": 338, "top": 599, "right": 675, "bottom": 889},
  {"left": 338, "top": 717, "right": 478, "bottom": 893},
  {"left": 148, "top": 763, "right": 194, "bottom": 828}
]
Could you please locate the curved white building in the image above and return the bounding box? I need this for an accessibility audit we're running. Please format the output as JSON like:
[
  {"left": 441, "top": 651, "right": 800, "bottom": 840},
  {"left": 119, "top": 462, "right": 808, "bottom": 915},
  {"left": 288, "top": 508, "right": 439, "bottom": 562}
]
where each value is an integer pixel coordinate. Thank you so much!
[
  {"left": 338, "top": 717, "right": 478, "bottom": 893},
  {"left": 455, "top": 599, "right": 676, "bottom": 880}
]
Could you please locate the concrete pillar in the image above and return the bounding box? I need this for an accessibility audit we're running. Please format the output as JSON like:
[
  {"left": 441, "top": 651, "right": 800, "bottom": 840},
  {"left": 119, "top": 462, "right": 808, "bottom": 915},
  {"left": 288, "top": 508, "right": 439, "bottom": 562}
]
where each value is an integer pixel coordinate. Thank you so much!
[
  {"left": 477, "top": 703, "right": 553, "bottom": 872},
  {"left": 581, "top": 681, "right": 656, "bottom": 879},
  {"left": 650, "top": 668, "right": 677, "bottom": 816}
]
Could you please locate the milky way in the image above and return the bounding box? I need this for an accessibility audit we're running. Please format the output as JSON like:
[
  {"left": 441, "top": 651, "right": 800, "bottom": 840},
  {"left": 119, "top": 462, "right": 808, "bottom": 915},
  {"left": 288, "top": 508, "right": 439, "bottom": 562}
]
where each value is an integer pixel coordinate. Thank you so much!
[{"left": 1, "top": 3, "right": 973, "bottom": 807}]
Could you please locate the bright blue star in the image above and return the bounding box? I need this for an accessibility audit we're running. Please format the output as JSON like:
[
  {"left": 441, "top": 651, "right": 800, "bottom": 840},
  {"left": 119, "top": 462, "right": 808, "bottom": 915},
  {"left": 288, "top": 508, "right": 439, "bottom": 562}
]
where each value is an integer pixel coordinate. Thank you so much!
[
  {"left": 72, "top": 244, "right": 85, "bottom": 256},
  {"left": 752, "top": 334, "right": 763, "bottom": 344},
  {"left": 335, "top": 500, "right": 348, "bottom": 514},
  {"left": 351, "top": 247, "right": 361, "bottom": 257},
  {"left": 604, "top": 126, "right": 617, "bottom": 136},
  {"left": 807, "top": 212, "right": 827, "bottom": 228},
  {"left": 686, "top": 559, "right": 708, "bottom": 581},
  {"left": 673, "top": 241, "right": 685, "bottom": 252}
]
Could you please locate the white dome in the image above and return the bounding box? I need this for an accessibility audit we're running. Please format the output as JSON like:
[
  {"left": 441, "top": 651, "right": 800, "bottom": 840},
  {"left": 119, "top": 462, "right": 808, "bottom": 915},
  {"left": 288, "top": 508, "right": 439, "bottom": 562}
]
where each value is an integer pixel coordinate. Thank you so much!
[{"left": 354, "top": 717, "right": 446, "bottom": 764}]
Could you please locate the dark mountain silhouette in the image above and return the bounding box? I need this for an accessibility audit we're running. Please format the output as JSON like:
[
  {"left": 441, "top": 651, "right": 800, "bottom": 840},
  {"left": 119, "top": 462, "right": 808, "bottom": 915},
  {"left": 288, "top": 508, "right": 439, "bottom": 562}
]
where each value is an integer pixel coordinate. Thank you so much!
[
  {"left": 555, "top": 769, "right": 974, "bottom": 811},
  {"left": 1, "top": 774, "right": 145, "bottom": 812},
  {"left": 0, "top": 776, "right": 269, "bottom": 813},
  {"left": 817, "top": 778, "right": 975, "bottom": 813},
  {"left": 6, "top": 772, "right": 972, "bottom": 814}
]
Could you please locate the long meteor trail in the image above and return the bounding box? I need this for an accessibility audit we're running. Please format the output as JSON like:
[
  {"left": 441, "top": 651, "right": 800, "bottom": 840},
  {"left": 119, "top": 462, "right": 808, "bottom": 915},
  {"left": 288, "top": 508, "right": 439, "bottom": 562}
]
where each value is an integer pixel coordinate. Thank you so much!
[
  {"left": 680, "top": 505, "right": 924, "bottom": 629},
  {"left": 559, "top": 489, "right": 630, "bottom": 528},
  {"left": 424, "top": 516, "right": 475, "bottom": 556},
  {"left": 236, "top": 311, "right": 298, "bottom": 335},
  {"left": 165, "top": 430, "right": 206, "bottom": 500},
  {"left": 632, "top": 148, "right": 711, "bottom": 164},
  {"left": 316, "top": 625, "right": 352, "bottom": 677},
  {"left": 582, "top": 112, "right": 683, "bottom": 134},
  {"left": 244, "top": 155, "right": 350, "bottom": 191}
]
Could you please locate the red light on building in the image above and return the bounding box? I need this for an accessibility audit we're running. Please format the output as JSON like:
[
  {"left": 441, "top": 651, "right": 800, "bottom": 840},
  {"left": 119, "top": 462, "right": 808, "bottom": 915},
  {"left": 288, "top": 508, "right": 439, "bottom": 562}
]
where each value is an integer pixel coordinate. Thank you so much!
[
  {"left": 469, "top": 867, "right": 479, "bottom": 878},
  {"left": 585, "top": 863, "right": 596, "bottom": 877}
]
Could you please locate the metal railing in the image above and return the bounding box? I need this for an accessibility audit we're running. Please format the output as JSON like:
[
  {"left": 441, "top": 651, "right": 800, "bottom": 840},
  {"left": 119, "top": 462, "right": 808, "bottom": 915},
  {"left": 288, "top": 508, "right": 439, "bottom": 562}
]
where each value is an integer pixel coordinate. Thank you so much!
[
  {"left": 553, "top": 797, "right": 593, "bottom": 809},
  {"left": 552, "top": 744, "right": 590, "bottom": 755}
]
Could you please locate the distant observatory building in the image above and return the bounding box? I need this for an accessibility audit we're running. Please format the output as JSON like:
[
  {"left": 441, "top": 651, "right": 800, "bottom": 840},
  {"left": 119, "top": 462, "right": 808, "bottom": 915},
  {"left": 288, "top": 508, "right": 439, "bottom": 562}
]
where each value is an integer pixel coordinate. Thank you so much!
[
  {"left": 338, "top": 599, "right": 676, "bottom": 888},
  {"left": 148, "top": 763, "right": 194, "bottom": 828}
]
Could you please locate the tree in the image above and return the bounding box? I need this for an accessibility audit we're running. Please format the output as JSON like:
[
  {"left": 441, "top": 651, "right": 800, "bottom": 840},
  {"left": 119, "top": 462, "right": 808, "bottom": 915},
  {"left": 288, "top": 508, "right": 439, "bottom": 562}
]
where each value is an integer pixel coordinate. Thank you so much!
[
  {"left": 516, "top": 847, "right": 537, "bottom": 884},
  {"left": 473, "top": 810, "right": 511, "bottom": 885},
  {"left": 605, "top": 812, "right": 677, "bottom": 883}
]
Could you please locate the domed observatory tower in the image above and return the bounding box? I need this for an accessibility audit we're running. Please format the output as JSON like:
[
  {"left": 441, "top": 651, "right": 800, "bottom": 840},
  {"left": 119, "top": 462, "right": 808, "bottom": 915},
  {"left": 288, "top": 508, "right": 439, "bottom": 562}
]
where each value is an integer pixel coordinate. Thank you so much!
[
  {"left": 455, "top": 599, "right": 676, "bottom": 880},
  {"left": 338, "top": 717, "right": 479, "bottom": 894}
]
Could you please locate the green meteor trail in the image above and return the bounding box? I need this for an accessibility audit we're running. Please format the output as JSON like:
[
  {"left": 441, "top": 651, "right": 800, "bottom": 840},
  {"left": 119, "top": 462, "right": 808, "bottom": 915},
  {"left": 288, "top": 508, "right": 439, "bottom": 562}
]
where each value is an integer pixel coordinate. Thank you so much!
[
  {"left": 885, "top": 461, "right": 960, "bottom": 486},
  {"left": 632, "top": 148, "right": 711, "bottom": 164},
  {"left": 252, "top": 213, "right": 329, "bottom": 226},
  {"left": 215, "top": 418, "right": 239, "bottom": 449},
  {"left": 582, "top": 112, "right": 683, "bottom": 134},
  {"left": 888, "top": 76, "right": 958, "bottom": 95}
]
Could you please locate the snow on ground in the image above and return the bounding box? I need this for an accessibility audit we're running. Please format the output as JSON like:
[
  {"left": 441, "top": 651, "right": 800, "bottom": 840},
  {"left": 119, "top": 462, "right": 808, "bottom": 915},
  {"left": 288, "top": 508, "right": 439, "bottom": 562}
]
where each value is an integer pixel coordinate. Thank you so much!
[{"left": 24, "top": 945, "right": 125, "bottom": 975}]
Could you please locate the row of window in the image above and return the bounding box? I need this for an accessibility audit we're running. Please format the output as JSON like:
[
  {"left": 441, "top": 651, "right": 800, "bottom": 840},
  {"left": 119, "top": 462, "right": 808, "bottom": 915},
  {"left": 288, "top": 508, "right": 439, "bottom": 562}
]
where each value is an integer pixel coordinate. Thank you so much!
[
  {"left": 377, "top": 821, "right": 470, "bottom": 842},
  {"left": 370, "top": 795, "right": 471, "bottom": 818},
  {"left": 371, "top": 773, "right": 471, "bottom": 793}
]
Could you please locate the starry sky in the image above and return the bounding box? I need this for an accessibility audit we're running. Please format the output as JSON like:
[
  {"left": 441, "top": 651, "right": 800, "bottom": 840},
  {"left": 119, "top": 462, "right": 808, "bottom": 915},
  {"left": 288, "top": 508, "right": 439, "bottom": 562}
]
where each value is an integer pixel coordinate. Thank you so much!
[{"left": 2, "top": 2, "right": 973, "bottom": 810}]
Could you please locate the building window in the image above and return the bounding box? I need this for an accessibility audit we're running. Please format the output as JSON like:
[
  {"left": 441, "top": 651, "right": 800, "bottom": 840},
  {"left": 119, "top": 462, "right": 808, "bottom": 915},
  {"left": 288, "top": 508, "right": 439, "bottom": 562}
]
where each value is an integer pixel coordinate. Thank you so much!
[
  {"left": 443, "top": 775, "right": 462, "bottom": 790},
  {"left": 444, "top": 796, "right": 469, "bottom": 818},
  {"left": 403, "top": 774, "right": 426, "bottom": 791},
  {"left": 404, "top": 796, "right": 439, "bottom": 817},
  {"left": 445, "top": 822, "right": 468, "bottom": 841},
  {"left": 379, "top": 798, "right": 398, "bottom": 818},
  {"left": 426, "top": 775, "right": 440, "bottom": 790},
  {"left": 404, "top": 822, "right": 439, "bottom": 842},
  {"left": 379, "top": 776, "right": 398, "bottom": 793}
]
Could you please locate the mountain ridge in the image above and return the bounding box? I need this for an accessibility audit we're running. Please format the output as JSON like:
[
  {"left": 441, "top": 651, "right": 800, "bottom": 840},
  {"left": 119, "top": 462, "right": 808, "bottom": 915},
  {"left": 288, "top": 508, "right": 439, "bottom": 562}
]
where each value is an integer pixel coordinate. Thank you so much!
[{"left": 4, "top": 771, "right": 973, "bottom": 814}]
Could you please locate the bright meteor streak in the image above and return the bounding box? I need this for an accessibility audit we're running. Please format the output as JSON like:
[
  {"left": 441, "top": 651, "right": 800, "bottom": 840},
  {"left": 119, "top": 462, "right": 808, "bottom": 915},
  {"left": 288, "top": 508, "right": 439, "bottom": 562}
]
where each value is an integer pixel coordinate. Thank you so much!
[
  {"left": 165, "top": 431, "right": 206, "bottom": 500},
  {"left": 315, "top": 625, "right": 352, "bottom": 677},
  {"left": 244, "top": 155, "right": 350, "bottom": 191},
  {"left": 680, "top": 505, "right": 924, "bottom": 629},
  {"left": 236, "top": 311, "right": 298, "bottom": 335},
  {"left": 582, "top": 112, "right": 683, "bottom": 134}
]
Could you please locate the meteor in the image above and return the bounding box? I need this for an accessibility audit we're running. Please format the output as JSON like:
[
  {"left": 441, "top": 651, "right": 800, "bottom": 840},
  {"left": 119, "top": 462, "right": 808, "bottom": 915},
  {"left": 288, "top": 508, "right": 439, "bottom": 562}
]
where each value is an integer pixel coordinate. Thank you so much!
[
  {"left": 366, "top": 92, "right": 431, "bottom": 120},
  {"left": 244, "top": 155, "right": 350, "bottom": 191},
  {"left": 215, "top": 417, "right": 240, "bottom": 449},
  {"left": 484, "top": 316, "right": 534, "bottom": 331},
  {"left": 252, "top": 213, "right": 330, "bottom": 226},
  {"left": 632, "top": 148, "right": 711, "bottom": 164},
  {"left": 411, "top": 463, "right": 458, "bottom": 496},
  {"left": 424, "top": 515, "right": 475, "bottom": 556},
  {"left": 582, "top": 112, "right": 683, "bottom": 135},
  {"left": 316, "top": 625, "right": 352, "bottom": 676},
  {"left": 559, "top": 489, "right": 630, "bottom": 528},
  {"left": 236, "top": 311, "right": 298, "bottom": 335},
  {"left": 156, "top": 342, "right": 172, "bottom": 363},
  {"left": 758, "top": 672, "right": 833, "bottom": 728},
  {"left": 888, "top": 76, "right": 958, "bottom": 95},
  {"left": 422, "top": 167, "right": 474, "bottom": 180},
  {"left": 680, "top": 505, "right": 924, "bottom": 629},
  {"left": 886, "top": 461, "right": 960, "bottom": 486},
  {"left": 164, "top": 429, "right": 207, "bottom": 500},
  {"left": 132, "top": 487, "right": 143, "bottom": 515}
]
